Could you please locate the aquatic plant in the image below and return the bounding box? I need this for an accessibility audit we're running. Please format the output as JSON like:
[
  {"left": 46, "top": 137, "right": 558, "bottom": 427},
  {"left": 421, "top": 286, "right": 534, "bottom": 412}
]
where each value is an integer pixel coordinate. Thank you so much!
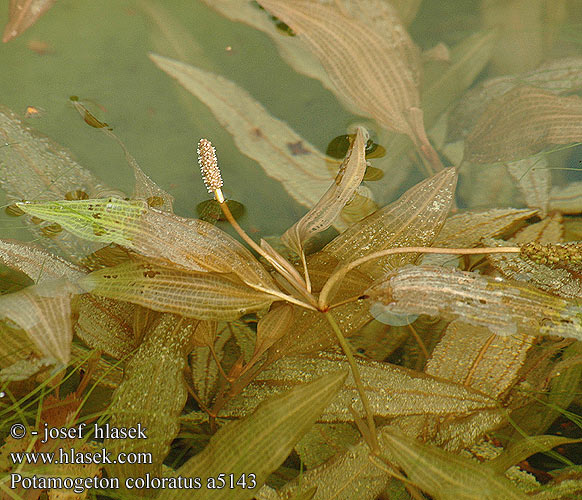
[{"left": 2, "top": 1, "right": 582, "bottom": 499}]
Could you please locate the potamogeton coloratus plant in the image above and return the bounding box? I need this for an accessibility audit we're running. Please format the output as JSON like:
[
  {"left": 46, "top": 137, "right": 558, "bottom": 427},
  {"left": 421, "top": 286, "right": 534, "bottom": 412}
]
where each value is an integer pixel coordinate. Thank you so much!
[{"left": 1, "top": 101, "right": 582, "bottom": 498}]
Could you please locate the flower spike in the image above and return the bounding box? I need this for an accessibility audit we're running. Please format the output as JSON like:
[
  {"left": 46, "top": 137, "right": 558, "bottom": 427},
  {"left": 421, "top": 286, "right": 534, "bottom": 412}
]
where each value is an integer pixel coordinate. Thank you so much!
[{"left": 197, "top": 138, "right": 225, "bottom": 203}]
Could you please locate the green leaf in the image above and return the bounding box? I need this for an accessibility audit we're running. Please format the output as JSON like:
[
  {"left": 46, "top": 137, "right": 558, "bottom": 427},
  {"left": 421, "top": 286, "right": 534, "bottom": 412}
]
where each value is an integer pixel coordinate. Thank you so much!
[
  {"left": 158, "top": 370, "right": 348, "bottom": 500},
  {"left": 381, "top": 426, "right": 528, "bottom": 500}
]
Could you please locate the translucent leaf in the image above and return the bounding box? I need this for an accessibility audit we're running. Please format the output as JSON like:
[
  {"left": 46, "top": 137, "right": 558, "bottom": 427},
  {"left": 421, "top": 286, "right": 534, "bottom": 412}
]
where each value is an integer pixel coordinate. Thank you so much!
[
  {"left": 277, "top": 432, "right": 391, "bottom": 500},
  {"left": 433, "top": 208, "right": 537, "bottom": 248},
  {"left": 368, "top": 265, "right": 582, "bottom": 339},
  {"left": 426, "top": 320, "right": 534, "bottom": 398},
  {"left": 487, "top": 435, "right": 582, "bottom": 475},
  {"left": 80, "top": 261, "right": 276, "bottom": 321},
  {"left": 449, "top": 57, "right": 582, "bottom": 141},
  {"left": 75, "top": 295, "right": 138, "bottom": 359},
  {"left": 191, "top": 320, "right": 218, "bottom": 348},
  {"left": 221, "top": 352, "right": 498, "bottom": 422},
  {"left": 249, "top": 304, "right": 294, "bottom": 367},
  {"left": 148, "top": 53, "right": 350, "bottom": 227},
  {"left": 3, "top": 0, "right": 56, "bottom": 42},
  {"left": 464, "top": 86, "right": 582, "bottom": 164},
  {"left": 324, "top": 167, "right": 457, "bottom": 278},
  {"left": 0, "top": 106, "right": 108, "bottom": 261},
  {"left": 282, "top": 127, "right": 368, "bottom": 255},
  {"left": 70, "top": 344, "right": 123, "bottom": 390},
  {"left": 106, "top": 314, "right": 196, "bottom": 481},
  {"left": 0, "top": 279, "right": 78, "bottom": 364},
  {"left": 549, "top": 181, "right": 582, "bottom": 214},
  {"left": 422, "top": 30, "right": 497, "bottom": 129},
  {"left": 506, "top": 156, "right": 550, "bottom": 217},
  {"left": 0, "top": 238, "right": 85, "bottom": 284},
  {"left": 294, "top": 422, "right": 360, "bottom": 470},
  {"left": 511, "top": 212, "right": 563, "bottom": 244},
  {"left": 158, "top": 371, "right": 348, "bottom": 500},
  {"left": 257, "top": 0, "right": 424, "bottom": 143},
  {"left": 381, "top": 426, "right": 528, "bottom": 500},
  {"left": 18, "top": 198, "right": 277, "bottom": 290}
]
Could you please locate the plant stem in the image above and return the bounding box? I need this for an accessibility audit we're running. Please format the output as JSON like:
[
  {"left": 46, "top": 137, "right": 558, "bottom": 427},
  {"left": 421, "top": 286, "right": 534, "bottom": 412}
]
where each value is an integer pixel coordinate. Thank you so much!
[
  {"left": 219, "top": 199, "right": 319, "bottom": 309},
  {"left": 324, "top": 311, "right": 379, "bottom": 453},
  {"left": 319, "top": 246, "right": 521, "bottom": 309}
]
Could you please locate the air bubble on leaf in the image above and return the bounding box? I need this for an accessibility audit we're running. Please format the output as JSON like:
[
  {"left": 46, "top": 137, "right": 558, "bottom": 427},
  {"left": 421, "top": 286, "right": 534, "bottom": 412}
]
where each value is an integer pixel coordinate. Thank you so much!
[{"left": 369, "top": 302, "right": 418, "bottom": 326}]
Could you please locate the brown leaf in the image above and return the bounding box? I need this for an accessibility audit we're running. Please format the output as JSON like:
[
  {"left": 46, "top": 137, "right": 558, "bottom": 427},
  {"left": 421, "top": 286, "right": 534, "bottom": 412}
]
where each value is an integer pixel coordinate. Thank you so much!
[
  {"left": 433, "top": 208, "right": 537, "bottom": 248},
  {"left": 221, "top": 352, "right": 499, "bottom": 422},
  {"left": 0, "top": 279, "right": 78, "bottom": 364},
  {"left": 464, "top": 86, "right": 582, "bottom": 164},
  {"left": 257, "top": 0, "right": 424, "bottom": 143},
  {"left": 549, "top": 181, "right": 582, "bottom": 214},
  {"left": 506, "top": 156, "right": 551, "bottom": 216},
  {"left": 426, "top": 320, "right": 534, "bottom": 399},
  {"left": 3, "top": 0, "right": 56, "bottom": 43},
  {"left": 511, "top": 212, "right": 564, "bottom": 244},
  {"left": 324, "top": 167, "right": 457, "bottom": 278},
  {"left": 249, "top": 304, "right": 294, "bottom": 366},
  {"left": 80, "top": 260, "right": 276, "bottom": 321},
  {"left": 449, "top": 57, "right": 582, "bottom": 141},
  {"left": 282, "top": 127, "right": 368, "bottom": 255}
]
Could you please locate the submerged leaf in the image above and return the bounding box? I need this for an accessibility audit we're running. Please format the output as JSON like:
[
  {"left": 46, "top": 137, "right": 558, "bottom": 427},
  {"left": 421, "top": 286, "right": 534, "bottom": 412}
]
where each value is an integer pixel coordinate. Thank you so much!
[
  {"left": 0, "top": 279, "right": 78, "bottom": 364},
  {"left": 464, "top": 86, "right": 582, "bottom": 164},
  {"left": 107, "top": 314, "right": 196, "bottom": 480},
  {"left": 3, "top": 0, "right": 56, "bottom": 42},
  {"left": 257, "top": 0, "right": 423, "bottom": 142},
  {"left": 324, "top": 167, "right": 457, "bottom": 278},
  {"left": 0, "top": 107, "right": 108, "bottom": 261},
  {"left": 506, "top": 156, "right": 550, "bottom": 217},
  {"left": 221, "top": 352, "right": 498, "bottom": 422},
  {"left": 282, "top": 126, "right": 368, "bottom": 255},
  {"left": 148, "top": 53, "right": 348, "bottom": 225},
  {"left": 0, "top": 238, "right": 85, "bottom": 284},
  {"left": 368, "top": 265, "right": 582, "bottom": 339},
  {"left": 159, "top": 371, "right": 347, "bottom": 500},
  {"left": 18, "top": 198, "right": 277, "bottom": 290},
  {"left": 381, "top": 426, "right": 528, "bottom": 500},
  {"left": 80, "top": 260, "right": 276, "bottom": 321}
]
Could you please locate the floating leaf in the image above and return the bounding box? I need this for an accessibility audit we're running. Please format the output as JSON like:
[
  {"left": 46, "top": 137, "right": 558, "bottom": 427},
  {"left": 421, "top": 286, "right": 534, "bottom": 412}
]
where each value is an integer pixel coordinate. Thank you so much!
[
  {"left": 18, "top": 198, "right": 277, "bottom": 291},
  {"left": 0, "top": 279, "right": 78, "bottom": 364},
  {"left": 80, "top": 260, "right": 276, "bottom": 321},
  {"left": 324, "top": 167, "right": 457, "bottom": 278},
  {"left": 158, "top": 371, "right": 347, "bottom": 500},
  {"left": 3, "top": 0, "right": 56, "bottom": 43},
  {"left": 197, "top": 199, "right": 245, "bottom": 223},
  {"left": 368, "top": 265, "right": 582, "bottom": 339},
  {"left": 282, "top": 127, "right": 368, "bottom": 255},
  {"left": 464, "top": 86, "right": 582, "bottom": 164},
  {"left": 381, "top": 426, "right": 528, "bottom": 500},
  {"left": 221, "top": 352, "right": 498, "bottom": 422}
]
